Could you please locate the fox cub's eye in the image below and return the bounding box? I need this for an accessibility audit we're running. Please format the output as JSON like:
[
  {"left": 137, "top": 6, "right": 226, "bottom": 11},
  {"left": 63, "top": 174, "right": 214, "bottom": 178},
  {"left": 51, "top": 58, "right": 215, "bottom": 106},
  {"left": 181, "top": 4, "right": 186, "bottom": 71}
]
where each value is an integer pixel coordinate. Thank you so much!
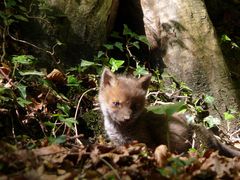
[{"left": 112, "top": 101, "right": 120, "bottom": 107}]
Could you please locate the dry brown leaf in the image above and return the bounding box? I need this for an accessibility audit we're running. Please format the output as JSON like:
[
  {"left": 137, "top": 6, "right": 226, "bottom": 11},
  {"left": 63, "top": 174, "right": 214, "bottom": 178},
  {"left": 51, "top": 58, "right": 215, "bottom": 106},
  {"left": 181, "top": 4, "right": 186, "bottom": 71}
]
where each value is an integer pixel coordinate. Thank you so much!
[
  {"left": 197, "top": 151, "right": 235, "bottom": 179},
  {"left": 33, "top": 144, "right": 67, "bottom": 156},
  {"left": 0, "top": 63, "right": 11, "bottom": 77},
  {"left": 154, "top": 145, "right": 170, "bottom": 167},
  {"left": 46, "top": 69, "right": 66, "bottom": 84},
  {"left": 33, "top": 144, "right": 68, "bottom": 164}
]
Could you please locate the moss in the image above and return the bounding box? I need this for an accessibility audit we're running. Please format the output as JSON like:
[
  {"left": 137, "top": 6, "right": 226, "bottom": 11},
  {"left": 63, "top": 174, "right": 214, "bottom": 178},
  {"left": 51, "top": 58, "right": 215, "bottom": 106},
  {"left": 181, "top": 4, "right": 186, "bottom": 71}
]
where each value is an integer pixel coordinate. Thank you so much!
[{"left": 82, "top": 110, "right": 104, "bottom": 137}]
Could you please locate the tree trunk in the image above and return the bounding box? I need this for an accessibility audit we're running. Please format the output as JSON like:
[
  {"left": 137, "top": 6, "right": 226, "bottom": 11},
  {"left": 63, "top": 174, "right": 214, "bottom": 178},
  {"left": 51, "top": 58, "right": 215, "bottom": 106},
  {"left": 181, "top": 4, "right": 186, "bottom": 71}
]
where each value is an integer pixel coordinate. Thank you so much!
[
  {"left": 140, "top": 0, "right": 240, "bottom": 129},
  {"left": 22, "top": 0, "right": 118, "bottom": 64}
]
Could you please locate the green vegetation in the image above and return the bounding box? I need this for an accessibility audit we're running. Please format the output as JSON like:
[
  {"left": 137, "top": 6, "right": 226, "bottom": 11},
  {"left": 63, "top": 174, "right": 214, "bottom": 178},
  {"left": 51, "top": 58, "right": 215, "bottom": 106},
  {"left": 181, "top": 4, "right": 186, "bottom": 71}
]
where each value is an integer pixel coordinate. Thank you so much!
[{"left": 0, "top": 0, "right": 240, "bottom": 179}]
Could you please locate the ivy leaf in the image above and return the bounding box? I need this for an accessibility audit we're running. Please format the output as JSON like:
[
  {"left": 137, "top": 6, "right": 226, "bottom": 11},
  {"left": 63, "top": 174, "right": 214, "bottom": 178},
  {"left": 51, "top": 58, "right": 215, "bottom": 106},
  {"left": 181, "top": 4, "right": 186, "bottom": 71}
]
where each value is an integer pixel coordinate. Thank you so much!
[
  {"left": 14, "top": 15, "right": 28, "bottom": 22},
  {"left": 147, "top": 102, "right": 186, "bottom": 116},
  {"left": 57, "top": 103, "right": 71, "bottom": 115},
  {"left": 109, "top": 58, "right": 124, "bottom": 72},
  {"left": 223, "top": 112, "right": 235, "bottom": 121},
  {"left": 12, "top": 55, "right": 36, "bottom": 65},
  {"left": 59, "top": 117, "right": 78, "bottom": 128},
  {"left": 97, "top": 51, "right": 105, "bottom": 58},
  {"left": 17, "top": 84, "right": 27, "bottom": 99},
  {"left": 67, "top": 75, "right": 80, "bottom": 87},
  {"left": 114, "top": 42, "right": 124, "bottom": 52},
  {"left": 80, "top": 60, "right": 95, "bottom": 67},
  {"left": 17, "top": 97, "right": 32, "bottom": 107},
  {"left": 111, "top": 31, "right": 121, "bottom": 39},
  {"left": 204, "top": 95, "right": 214, "bottom": 105},
  {"left": 123, "top": 24, "right": 138, "bottom": 38},
  {"left": 48, "top": 135, "right": 66, "bottom": 144},
  {"left": 137, "top": 35, "right": 149, "bottom": 45},
  {"left": 5, "top": 0, "right": 17, "bottom": 7},
  {"left": 131, "top": 41, "right": 140, "bottom": 49},
  {"left": 19, "top": 70, "right": 45, "bottom": 76},
  {"left": 203, "top": 115, "right": 221, "bottom": 128},
  {"left": 133, "top": 65, "right": 149, "bottom": 76},
  {"left": 123, "top": 24, "right": 133, "bottom": 36},
  {"left": 221, "top": 34, "right": 231, "bottom": 42},
  {"left": 103, "top": 44, "right": 114, "bottom": 50}
]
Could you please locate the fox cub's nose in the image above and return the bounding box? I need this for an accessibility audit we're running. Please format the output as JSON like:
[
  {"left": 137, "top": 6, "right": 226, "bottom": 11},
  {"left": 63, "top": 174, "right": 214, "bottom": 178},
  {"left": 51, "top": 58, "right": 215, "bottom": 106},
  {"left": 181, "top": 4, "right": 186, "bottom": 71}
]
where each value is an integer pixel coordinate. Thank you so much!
[{"left": 122, "top": 110, "right": 132, "bottom": 122}]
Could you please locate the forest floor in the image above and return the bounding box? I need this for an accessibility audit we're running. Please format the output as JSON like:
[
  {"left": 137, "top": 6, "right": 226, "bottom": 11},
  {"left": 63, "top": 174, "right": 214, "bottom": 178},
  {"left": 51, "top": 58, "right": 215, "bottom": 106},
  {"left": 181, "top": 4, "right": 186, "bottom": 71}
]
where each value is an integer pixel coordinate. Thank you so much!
[
  {"left": 1, "top": 1, "right": 240, "bottom": 179},
  {"left": 1, "top": 137, "right": 240, "bottom": 179}
]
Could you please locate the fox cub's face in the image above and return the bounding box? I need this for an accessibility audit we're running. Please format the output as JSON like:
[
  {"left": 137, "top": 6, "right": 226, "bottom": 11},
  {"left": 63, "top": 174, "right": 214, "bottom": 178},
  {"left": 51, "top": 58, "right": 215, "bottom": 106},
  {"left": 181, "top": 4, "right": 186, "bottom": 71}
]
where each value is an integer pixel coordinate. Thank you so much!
[{"left": 99, "top": 68, "right": 152, "bottom": 125}]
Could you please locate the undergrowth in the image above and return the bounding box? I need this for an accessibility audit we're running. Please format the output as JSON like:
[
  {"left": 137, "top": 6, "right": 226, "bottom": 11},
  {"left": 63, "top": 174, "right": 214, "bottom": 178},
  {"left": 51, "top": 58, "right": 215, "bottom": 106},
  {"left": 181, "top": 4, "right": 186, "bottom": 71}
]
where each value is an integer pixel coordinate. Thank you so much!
[{"left": 1, "top": 1, "right": 240, "bottom": 179}]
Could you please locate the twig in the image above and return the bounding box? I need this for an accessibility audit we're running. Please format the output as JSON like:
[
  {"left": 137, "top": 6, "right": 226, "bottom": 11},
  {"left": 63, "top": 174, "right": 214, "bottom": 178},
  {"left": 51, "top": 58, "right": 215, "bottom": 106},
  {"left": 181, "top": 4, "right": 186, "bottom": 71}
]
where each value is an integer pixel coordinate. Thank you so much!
[
  {"left": 7, "top": 26, "right": 62, "bottom": 70},
  {"left": 230, "top": 128, "right": 240, "bottom": 141},
  {"left": 74, "top": 87, "right": 97, "bottom": 145},
  {"left": 7, "top": 27, "right": 54, "bottom": 55},
  {"left": 1, "top": 25, "right": 7, "bottom": 62},
  {"left": 11, "top": 116, "right": 17, "bottom": 144},
  {"left": 100, "top": 158, "right": 121, "bottom": 180}
]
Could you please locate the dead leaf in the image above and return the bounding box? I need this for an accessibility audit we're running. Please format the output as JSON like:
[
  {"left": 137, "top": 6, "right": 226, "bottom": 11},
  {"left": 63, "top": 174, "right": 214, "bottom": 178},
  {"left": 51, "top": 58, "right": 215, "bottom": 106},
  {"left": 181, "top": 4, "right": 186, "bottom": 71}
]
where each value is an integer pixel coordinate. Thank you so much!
[
  {"left": 196, "top": 151, "right": 235, "bottom": 179},
  {"left": 33, "top": 144, "right": 68, "bottom": 164},
  {"left": 154, "top": 145, "right": 170, "bottom": 167},
  {"left": 46, "top": 69, "right": 66, "bottom": 84},
  {"left": 0, "top": 63, "right": 11, "bottom": 77}
]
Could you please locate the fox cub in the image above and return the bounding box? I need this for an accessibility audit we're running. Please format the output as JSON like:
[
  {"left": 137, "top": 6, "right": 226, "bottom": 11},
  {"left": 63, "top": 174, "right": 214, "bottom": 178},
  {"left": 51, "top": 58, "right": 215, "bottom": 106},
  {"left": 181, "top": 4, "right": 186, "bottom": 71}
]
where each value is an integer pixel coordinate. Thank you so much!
[{"left": 99, "top": 68, "right": 240, "bottom": 157}]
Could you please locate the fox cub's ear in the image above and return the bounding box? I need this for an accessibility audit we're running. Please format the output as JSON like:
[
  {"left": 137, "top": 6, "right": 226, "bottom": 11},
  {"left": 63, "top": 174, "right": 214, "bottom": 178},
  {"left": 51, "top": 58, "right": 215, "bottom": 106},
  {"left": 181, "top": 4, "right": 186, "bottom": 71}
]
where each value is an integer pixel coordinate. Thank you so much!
[
  {"left": 138, "top": 74, "right": 152, "bottom": 90},
  {"left": 100, "top": 68, "right": 116, "bottom": 88}
]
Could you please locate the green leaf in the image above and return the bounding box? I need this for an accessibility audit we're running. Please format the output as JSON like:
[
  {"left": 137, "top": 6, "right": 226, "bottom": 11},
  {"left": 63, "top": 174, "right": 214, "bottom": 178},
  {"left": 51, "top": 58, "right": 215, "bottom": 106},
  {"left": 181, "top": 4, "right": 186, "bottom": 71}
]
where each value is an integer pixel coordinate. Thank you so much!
[
  {"left": 123, "top": 24, "right": 136, "bottom": 38},
  {"left": 109, "top": 58, "right": 124, "bottom": 72},
  {"left": 0, "top": 12, "right": 7, "bottom": 20},
  {"left": 18, "top": 70, "right": 45, "bottom": 76},
  {"left": 204, "top": 95, "right": 214, "bottom": 105},
  {"left": 97, "top": 51, "right": 105, "bottom": 58},
  {"left": 56, "top": 39, "right": 63, "bottom": 45},
  {"left": 14, "top": 15, "right": 28, "bottom": 22},
  {"left": 48, "top": 135, "right": 66, "bottom": 144},
  {"left": 60, "top": 117, "right": 78, "bottom": 128},
  {"left": 114, "top": 42, "right": 124, "bottom": 52},
  {"left": 147, "top": 102, "right": 186, "bottom": 116},
  {"left": 111, "top": 31, "right": 121, "bottom": 39},
  {"left": 5, "top": 0, "right": 17, "bottom": 7},
  {"left": 67, "top": 75, "right": 79, "bottom": 86},
  {"left": 103, "top": 44, "right": 114, "bottom": 50},
  {"left": 12, "top": 55, "right": 36, "bottom": 65},
  {"left": 80, "top": 60, "right": 95, "bottom": 67},
  {"left": 17, "top": 97, "right": 32, "bottom": 107},
  {"left": 231, "top": 42, "right": 239, "bottom": 48},
  {"left": 203, "top": 115, "right": 221, "bottom": 128},
  {"left": 223, "top": 112, "right": 235, "bottom": 121},
  {"left": 137, "top": 35, "right": 149, "bottom": 45},
  {"left": 131, "top": 41, "right": 140, "bottom": 49},
  {"left": 133, "top": 65, "right": 149, "bottom": 76},
  {"left": 195, "top": 106, "right": 204, "bottom": 113},
  {"left": 19, "top": 5, "right": 27, "bottom": 12},
  {"left": 44, "top": 121, "right": 55, "bottom": 128},
  {"left": 221, "top": 34, "right": 231, "bottom": 42},
  {"left": 57, "top": 103, "right": 71, "bottom": 115},
  {"left": 17, "top": 84, "right": 27, "bottom": 99}
]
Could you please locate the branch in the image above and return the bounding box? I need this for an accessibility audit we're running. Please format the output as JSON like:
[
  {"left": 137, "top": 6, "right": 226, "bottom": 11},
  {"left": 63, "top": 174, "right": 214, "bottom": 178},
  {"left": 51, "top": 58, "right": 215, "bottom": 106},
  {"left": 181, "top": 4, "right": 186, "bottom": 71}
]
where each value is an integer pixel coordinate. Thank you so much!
[
  {"left": 74, "top": 87, "right": 97, "bottom": 145},
  {"left": 1, "top": 26, "right": 7, "bottom": 62}
]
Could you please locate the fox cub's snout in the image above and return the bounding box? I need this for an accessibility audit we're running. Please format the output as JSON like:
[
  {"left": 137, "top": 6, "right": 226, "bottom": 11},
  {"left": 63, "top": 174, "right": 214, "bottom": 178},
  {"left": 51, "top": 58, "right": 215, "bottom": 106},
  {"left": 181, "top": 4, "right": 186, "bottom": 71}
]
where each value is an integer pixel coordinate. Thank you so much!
[{"left": 99, "top": 68, "right": 152, "bottom": 124}]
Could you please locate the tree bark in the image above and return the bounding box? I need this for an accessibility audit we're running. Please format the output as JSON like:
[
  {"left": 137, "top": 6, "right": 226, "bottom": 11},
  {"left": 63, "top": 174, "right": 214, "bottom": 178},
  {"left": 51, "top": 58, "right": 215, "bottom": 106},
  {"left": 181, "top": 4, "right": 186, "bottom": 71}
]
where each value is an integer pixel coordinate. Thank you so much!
[
  {"left": 140, "top": 0, "right": 240, "bottom": 129},
  {"left": 23, "top": 0, "right": 119, "bottom": 64}
]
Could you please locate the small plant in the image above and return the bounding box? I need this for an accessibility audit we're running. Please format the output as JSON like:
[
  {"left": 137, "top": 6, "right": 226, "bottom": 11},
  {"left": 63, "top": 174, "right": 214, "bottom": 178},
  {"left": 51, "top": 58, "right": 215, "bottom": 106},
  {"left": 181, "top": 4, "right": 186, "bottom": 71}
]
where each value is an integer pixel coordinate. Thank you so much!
[{"left": 157, "top": 156, "right": 196, "bottom": 178}]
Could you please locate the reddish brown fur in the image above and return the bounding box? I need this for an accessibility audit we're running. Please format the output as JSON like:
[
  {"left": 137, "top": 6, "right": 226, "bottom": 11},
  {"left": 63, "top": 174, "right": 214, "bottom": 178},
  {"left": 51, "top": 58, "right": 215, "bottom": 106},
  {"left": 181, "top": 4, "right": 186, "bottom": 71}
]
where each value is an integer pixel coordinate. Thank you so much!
[{"left": 99, "top": 68, "right": 240, "bottom": 157}]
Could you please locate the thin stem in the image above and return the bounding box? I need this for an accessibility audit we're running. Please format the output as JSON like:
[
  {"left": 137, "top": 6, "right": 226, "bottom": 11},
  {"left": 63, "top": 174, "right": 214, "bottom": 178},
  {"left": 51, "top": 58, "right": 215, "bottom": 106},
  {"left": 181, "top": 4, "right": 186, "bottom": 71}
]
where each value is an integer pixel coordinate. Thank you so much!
[
  {"left": 100, "top": 158, "right": 121, "bottom": 180},
  {"left": 1, "top": 25, "right": 7, "bottom": 62},
  {"left": 74, "top": 87, "right": 97, "bottom": 144}
]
